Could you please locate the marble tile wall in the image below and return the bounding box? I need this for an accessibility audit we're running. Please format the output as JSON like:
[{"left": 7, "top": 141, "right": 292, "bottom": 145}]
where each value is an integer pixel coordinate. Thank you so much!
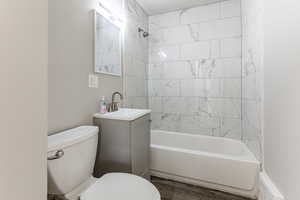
[
  {"left": 241, "top": 0, "right": 263, "bottom": 162},
  {"left": 148, "top": 0, "right": 243, "bottom": 139},
  {"left": 123, "top": 0, "right": 149, "bottom": 109}
]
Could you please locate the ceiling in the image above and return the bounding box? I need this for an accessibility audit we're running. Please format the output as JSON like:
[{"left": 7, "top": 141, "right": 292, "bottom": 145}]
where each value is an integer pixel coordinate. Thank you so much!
[{"left": 136, "top": 0, "right": 224, "bottom": 16}]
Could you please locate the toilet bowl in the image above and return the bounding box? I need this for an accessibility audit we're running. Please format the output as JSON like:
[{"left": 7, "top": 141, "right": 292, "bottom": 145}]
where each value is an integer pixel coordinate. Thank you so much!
[
  {"left": 47, "top": 126, "right": 160, "bottom": 200},
  {"left": 80, "top": 173, "right": 160, "bottom": 200}
]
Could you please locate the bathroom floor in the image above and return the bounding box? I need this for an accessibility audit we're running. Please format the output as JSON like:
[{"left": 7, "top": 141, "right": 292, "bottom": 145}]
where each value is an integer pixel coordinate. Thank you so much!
[{"left": 151, "top": 177, "right": 254, "bottom": 200}]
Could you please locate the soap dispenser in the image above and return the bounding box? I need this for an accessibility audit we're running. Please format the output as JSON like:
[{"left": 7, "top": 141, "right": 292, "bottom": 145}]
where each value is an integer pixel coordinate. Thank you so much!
[{"left": 99, "top": 96, "right": 107, "bottom": 114}]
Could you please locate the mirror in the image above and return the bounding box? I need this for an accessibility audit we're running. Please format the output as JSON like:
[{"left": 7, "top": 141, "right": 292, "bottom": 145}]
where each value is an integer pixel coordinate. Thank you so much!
[{"left": 94, "top": 10, "right": 122, "bottom": 76}]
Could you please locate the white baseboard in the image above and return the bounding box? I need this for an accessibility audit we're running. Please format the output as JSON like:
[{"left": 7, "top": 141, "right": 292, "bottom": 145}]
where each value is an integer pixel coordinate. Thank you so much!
[{"left": 259, "top": 172, "right": 285, "bottom": 200}]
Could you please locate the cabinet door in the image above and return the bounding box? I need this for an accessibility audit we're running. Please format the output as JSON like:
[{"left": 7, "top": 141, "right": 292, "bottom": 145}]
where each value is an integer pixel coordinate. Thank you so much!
[
  {"left": 93, "top": 118, "right": 131, "bottom": 177},
  {"left": 131, "top": 114, "right": 150, "bottom": 179}
]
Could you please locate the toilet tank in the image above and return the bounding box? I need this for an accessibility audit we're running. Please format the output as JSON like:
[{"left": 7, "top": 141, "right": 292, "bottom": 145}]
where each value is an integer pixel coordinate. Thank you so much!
[{"left": 47, "top": 126, "right": 98, "bottom": 195}]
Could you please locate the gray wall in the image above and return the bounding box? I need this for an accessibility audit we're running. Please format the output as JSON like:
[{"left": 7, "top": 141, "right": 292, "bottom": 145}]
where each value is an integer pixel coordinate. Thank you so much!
[
  {"left": 48, "top": 0, "right": 149, "bottom": 134},
  {"left": 48, "top": 0, "right": 122, "bottom": 134},
  {"left": 0, "top": 0, "right": 48, "bottom": 199},
  {"left": 264, "top": 0, "right": 300, "bottom": 199}
]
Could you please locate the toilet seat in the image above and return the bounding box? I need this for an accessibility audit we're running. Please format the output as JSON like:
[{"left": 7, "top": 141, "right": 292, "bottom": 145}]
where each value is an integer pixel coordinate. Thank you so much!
[{"left": 80, "top": 173, "right": 161, "bottom": 200}]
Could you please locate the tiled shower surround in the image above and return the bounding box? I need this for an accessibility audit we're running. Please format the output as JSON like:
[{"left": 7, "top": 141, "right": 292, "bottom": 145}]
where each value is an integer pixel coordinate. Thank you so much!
[
  {"left": 99, "top": 0, "right": 149, "bottom": 109},
  {"left": 123, "top": 0, "right": 149, "bottom": 109},
  {"left": 148, "top": 0, "right": 243, "bottom": 139},
  {"left": 241, "top": 0, "right": 263, "bottom": 161}
]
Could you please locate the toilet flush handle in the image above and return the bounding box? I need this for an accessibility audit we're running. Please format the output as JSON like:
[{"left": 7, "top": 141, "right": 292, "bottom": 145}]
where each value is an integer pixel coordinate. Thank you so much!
[{"left": 48, "top": 150, "right": 64, "bottom": 160}]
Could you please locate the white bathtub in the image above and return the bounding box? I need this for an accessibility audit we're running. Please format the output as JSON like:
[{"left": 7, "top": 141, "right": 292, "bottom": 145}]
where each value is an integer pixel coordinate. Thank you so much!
[{"left": 150, "top": 130, "right": 260, "bottom": 199}]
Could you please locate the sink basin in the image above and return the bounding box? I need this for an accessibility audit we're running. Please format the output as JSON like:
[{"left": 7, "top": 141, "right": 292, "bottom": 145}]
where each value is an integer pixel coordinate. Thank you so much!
[{"left": 94, "top": 108, "right": 151, "bottom": 121}]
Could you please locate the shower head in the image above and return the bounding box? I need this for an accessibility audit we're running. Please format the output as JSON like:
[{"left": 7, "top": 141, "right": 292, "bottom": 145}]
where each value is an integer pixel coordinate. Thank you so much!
[{"left": 138, "top": 27, "right": 149, "bottom": 38}]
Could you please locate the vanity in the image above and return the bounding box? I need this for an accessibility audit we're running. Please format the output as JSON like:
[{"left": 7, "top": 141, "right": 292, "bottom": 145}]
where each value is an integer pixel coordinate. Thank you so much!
[{"left": 93, "top": 108, "right": 151, "bottom": 180}]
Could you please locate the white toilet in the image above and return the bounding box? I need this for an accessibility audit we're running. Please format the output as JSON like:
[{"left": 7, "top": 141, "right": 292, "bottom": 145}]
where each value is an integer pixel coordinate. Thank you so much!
[{"left": 47, "top": 126, "right": 160, "bottom": 200}]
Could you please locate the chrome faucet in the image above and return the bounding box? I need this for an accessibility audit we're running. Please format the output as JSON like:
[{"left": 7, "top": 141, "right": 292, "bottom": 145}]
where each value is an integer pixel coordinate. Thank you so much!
[{"left": 108, "top": 92, "right": 123, "bottom": 112}]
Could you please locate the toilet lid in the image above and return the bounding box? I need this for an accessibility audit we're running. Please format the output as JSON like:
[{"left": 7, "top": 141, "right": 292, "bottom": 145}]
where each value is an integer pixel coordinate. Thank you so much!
[{"left": 80, "top": 173, "right": 160, "bottom": 200}]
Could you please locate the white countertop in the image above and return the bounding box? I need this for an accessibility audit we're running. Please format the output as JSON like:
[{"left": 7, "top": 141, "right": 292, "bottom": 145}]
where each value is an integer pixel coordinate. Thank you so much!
[{"left": 94, "top": 108, "right": 151, "bottom": 121}]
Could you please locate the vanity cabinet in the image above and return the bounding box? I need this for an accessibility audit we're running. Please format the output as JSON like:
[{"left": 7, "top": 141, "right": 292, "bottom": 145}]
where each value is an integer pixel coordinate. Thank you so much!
[{"left": 93, "top": 109, "right": 151, "bottom": 180}]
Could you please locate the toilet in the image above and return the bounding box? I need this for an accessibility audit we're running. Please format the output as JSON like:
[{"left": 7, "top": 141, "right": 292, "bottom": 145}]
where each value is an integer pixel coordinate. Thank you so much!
[{"left": 47, "top": 126, "right": 160, "bottom": 200}]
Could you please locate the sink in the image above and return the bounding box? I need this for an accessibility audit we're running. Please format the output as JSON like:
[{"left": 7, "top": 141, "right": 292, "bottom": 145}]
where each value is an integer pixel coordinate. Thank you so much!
[{"left": 94, "top": 108, "right": 151, "bottom": 121}]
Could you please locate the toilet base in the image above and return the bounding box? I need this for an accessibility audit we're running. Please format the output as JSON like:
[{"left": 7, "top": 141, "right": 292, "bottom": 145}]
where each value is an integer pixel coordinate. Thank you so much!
[
  {"left": 64, "top": 177, "right": 97, "bottom": 200},
  {"left": 48, "top": 177, "right": 97, "bottom": 200}
]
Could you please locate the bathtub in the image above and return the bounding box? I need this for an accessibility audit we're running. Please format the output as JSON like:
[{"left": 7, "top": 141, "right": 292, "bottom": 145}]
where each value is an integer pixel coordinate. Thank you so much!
[{"left": 150, "top": 130, "right": 260, "bottom": 199}]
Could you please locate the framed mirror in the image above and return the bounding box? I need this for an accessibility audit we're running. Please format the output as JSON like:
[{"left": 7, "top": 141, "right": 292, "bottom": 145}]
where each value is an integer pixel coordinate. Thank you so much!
[{"left": 94, "top": 10, "right": 122, "bottom": 76}]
